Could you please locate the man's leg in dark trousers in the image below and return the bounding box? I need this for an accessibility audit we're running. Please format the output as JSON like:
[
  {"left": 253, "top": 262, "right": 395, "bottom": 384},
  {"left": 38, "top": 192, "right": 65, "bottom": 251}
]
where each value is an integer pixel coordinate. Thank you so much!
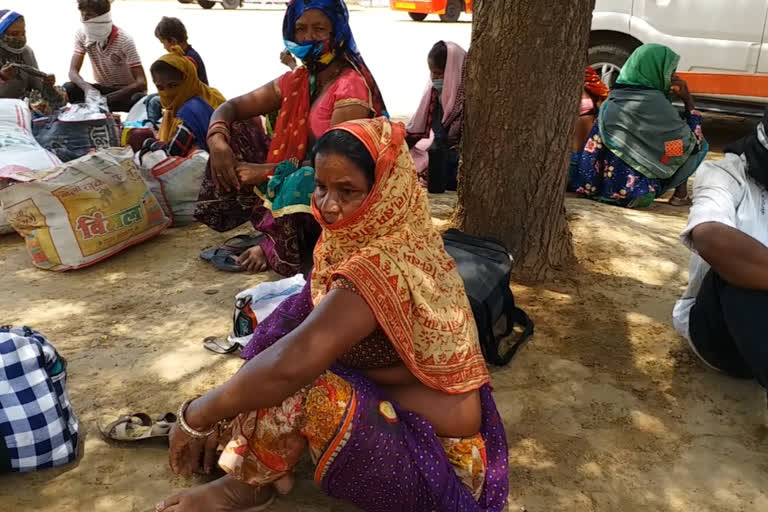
[{"left": 689, "top": 270, "right": 768, "bottom": 390}]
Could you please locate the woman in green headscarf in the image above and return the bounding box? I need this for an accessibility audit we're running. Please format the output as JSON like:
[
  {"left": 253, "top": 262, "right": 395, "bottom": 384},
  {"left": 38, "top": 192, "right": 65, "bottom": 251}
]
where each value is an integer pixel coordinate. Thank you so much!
[{"left": 568, "top": 44, "right": 708, "bottom": 208}]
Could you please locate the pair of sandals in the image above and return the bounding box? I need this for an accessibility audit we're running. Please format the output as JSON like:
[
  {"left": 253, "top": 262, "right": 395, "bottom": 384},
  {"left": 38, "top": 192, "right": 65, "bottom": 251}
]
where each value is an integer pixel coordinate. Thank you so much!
[{"left": 200, "top": 234, "right": 264, "bottom": 273}]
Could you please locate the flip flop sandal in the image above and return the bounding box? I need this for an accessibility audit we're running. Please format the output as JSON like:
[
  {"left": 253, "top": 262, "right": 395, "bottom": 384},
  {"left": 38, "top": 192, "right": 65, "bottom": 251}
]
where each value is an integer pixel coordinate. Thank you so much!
[
  {"left": 210, "top": 249, "right": 245, "bottom": 272},
  {"left": 221, "top": 234, "right": 264, "bottom": 254},
  {"left": 203, "top": 336, "right": 240, "bottom": 355},
  {"left": 669, "top": 195, "right": 693, "bottom": 207},
  {"left": 99, "top": 412, "right": 177, "bottom": 442}
]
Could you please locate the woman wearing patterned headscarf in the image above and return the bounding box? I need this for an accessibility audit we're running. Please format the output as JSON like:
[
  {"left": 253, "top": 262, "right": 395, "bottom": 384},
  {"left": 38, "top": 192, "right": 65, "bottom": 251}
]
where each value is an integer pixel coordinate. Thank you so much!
[
  {"left": 157, "top": 118, "right": 508, "bottom": 512},
  {"left": 0, "top": 10, "right": 63, "bottom": 112},
  {"left": 194, "top": 0, "right": 388, "bottom": 277}
]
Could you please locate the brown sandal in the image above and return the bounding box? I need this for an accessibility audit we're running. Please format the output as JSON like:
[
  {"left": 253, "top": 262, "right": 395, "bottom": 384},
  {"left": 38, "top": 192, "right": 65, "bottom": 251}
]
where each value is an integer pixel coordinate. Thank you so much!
[{"left": 99, "top": 413, "right": 176, "bottom": 442}]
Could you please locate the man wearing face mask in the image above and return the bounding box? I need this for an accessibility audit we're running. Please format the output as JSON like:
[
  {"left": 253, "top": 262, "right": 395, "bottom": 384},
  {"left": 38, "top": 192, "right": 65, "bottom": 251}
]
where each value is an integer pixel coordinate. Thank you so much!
[
  {"left": 0, "top": 10, "right": 60, "bottom": 104},
  {"left": 406, "top": 41, "right": 468, "bottom": 193},
  {"left": 63, "top": 0, "right": 147, "bottom": 113},
  {"left": 674, "top": 110, "right": 768, "bottom": 405}
]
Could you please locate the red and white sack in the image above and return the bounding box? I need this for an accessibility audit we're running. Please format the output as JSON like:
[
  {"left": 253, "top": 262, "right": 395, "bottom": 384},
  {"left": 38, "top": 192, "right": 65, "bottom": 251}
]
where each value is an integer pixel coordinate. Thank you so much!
[
  {"left": 0, "top": 147, "right": 171, "bottom": 271},
  {"left": 0, "top": 99, "right": 61, "bottom": 234},
  {"left": 138, "top": 150, "right": 208, "bottom": 226}
]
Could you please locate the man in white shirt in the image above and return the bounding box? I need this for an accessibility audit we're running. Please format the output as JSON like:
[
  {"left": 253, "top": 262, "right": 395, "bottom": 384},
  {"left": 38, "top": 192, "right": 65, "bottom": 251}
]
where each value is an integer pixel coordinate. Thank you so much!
[
  {"left": 63, "top": 0, "right": 146, "bottom": 113},
  {"left": 674, "top": 114, "right": 768, "bottom": 393}
]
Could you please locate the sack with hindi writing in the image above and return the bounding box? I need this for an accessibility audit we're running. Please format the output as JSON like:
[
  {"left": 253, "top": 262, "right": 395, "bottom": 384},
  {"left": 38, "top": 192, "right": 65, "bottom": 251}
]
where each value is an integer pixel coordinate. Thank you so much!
[
  {"left": 32, "top": 106, "right": 121, "bottom": 163},
  {"left": 0, "top": 147, "right": 170, "bottom": 271}
]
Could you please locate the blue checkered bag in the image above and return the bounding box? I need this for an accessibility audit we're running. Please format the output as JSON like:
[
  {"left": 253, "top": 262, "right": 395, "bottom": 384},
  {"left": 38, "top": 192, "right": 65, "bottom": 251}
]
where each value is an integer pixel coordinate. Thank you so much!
[{"left": 0, "top": 326, "right": 79, "bottom": 472}]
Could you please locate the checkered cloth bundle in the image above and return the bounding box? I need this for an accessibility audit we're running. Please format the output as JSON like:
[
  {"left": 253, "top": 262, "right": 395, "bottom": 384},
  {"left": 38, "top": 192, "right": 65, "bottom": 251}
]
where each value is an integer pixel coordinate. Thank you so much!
[{"left": 0, "top": 327, "right": 79, "bottom": 472}]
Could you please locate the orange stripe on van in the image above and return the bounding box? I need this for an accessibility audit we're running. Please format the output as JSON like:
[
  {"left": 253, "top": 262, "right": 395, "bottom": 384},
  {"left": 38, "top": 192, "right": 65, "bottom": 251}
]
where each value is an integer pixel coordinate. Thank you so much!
[{"left": 677, "top": 72, "right": 768, "bottom": 98}]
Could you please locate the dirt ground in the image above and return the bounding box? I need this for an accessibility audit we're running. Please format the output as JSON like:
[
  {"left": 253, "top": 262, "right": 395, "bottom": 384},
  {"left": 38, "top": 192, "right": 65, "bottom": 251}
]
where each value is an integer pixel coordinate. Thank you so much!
[{"left": 1, "top": 116, "right": 767, "bottom": 511}]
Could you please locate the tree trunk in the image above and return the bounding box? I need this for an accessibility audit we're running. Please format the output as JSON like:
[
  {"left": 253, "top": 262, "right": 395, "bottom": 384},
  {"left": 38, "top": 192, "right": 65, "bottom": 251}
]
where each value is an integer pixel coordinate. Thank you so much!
[{"left": 455, "top": 0, "right": 595, "bottom": 281}]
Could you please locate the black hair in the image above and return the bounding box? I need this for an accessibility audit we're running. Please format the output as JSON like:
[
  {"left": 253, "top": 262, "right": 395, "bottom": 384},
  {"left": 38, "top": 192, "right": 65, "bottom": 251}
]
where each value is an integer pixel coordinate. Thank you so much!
[
  {"left": 428, "top": 41, "right": 448, "bottom": 72},
  {"left": 77, "top": 0, "right": 111, "bottom": 16},
  {"left": 149, "top": 60, "right": 184, "bottom": 81},
  {"left": 313, "top": 129, "right": 376, "bottom": 189},
  {"left": 155, "top": 17, "right": 188, "bottom": 43}
]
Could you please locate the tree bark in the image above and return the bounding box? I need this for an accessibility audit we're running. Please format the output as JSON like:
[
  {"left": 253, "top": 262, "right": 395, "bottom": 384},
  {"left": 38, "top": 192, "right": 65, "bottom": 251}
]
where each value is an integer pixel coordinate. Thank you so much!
[{"left": 456, "top": 0, "right": 595, "bottom": 281}]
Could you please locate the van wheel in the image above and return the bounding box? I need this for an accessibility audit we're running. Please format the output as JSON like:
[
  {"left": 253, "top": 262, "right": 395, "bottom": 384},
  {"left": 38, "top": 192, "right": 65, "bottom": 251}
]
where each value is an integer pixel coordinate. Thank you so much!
[
  {"left": 588, "top": 42, "right": 637, "bottom": 88},
  {"left": 409, "top": 12, "right": 428, "bottom": 21},
  {"left": 197, "top": 0, "right": 216, "bottom": 8},
  {"left": 440, "top": 0, "right": 462, "bottom": 22},
  {"left": 221, "top": 0, "right": 239, "bottom": 8}
]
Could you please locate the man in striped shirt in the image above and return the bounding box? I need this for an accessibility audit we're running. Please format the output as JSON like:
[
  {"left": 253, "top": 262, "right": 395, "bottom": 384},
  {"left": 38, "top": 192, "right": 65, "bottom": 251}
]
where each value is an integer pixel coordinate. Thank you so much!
[{"left": 63, "top": 0, "right": 147, "bottom": 113}]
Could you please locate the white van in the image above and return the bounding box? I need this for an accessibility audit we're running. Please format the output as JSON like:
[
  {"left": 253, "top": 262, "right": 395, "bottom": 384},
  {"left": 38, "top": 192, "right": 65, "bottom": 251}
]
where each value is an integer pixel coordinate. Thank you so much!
[{"left": 591, "top": 0, "right": 768, "bottom": 115}]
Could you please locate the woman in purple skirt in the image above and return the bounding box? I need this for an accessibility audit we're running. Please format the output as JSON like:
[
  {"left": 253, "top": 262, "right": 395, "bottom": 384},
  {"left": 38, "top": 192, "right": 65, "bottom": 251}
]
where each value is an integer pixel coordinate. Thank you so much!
[{"left": 156, "top": 118, "right": 509, "bottom": 512}]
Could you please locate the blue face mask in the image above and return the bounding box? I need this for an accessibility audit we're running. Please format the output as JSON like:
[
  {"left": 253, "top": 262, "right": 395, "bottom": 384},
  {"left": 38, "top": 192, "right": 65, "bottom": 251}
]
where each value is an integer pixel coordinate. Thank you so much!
[
  {"left": 284, "top": 39, "right": 326, "bottom": 61},
  {"left": 432, "top": 79, "right": 444, "bottom": 92}
]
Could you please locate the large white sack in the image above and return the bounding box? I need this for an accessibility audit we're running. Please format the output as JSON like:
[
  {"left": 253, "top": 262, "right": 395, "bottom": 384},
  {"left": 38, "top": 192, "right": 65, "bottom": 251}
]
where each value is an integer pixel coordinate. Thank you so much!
[
  {"left": 139, "top": 150, "right": 208, "bottom": 227},
  {"left": 0, "top": 99, "right": 61, "bottom": 234}
]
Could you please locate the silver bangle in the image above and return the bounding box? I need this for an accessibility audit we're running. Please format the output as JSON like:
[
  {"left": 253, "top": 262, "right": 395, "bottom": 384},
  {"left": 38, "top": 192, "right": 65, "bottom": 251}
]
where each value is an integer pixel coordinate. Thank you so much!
[{"left": 177, "top": 398, "right": 216, "bottom": 439}]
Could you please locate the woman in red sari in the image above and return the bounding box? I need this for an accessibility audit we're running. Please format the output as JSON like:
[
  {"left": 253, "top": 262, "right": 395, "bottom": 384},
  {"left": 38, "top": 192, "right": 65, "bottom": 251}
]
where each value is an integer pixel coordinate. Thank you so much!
[{"left": 195, "top": 0, "right": 387, "bottom": 276}]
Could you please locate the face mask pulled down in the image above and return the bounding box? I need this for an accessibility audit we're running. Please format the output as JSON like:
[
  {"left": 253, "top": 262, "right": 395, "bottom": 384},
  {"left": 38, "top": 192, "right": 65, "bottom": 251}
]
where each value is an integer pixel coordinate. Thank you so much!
[
  {"left": 284, "top": 39, "right": 336, "bottom": 72},
  {"left": 82, "top": 12, "right": 113, "bottom": 46}
]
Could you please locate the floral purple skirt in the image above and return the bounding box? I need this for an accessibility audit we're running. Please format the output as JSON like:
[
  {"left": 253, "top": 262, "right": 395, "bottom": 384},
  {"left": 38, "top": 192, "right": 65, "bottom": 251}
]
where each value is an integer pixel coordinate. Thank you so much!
[
  {"left": 238, "top": 282, "right": 510, "bottom": 511},
  {"left": 194, "top": 118, "right": 320, "bottom": 276}
]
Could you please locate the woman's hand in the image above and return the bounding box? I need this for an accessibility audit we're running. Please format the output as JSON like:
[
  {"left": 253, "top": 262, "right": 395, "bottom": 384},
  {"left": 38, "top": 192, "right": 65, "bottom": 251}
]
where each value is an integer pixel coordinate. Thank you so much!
[
  {"left": 236, "top": 163, "right": 272, "bottom": 186},
  {"left": 281, "top": 50, "right": 297, "bottom": 71},
  {"left": 671, "top": 74, "right": 695, "bottom": 110},
  {"left": 209, "top": 135, "right": 241, "bottom": 192},
  {"left": 168, "top": 419, "right": 221, "bottom": 476},
  {"left": 0, "top": 63, "right": 16, "bottom": 81}
]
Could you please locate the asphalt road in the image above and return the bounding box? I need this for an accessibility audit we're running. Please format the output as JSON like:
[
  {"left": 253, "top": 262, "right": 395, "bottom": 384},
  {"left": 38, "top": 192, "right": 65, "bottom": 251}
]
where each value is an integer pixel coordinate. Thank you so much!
[{"left": 6, "top": 0, "right": 472, "bottom": 117}]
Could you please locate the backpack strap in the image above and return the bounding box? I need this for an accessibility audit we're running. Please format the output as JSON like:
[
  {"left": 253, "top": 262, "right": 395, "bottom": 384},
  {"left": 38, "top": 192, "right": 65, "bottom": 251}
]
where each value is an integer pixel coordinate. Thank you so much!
[{"left": 488, "top": 290, "right": 535, "bottom": 366}]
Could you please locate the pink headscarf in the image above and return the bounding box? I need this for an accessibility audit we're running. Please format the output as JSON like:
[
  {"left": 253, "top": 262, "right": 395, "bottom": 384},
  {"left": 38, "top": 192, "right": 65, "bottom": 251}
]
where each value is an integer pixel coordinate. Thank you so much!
[{"left": 407, "top": 42, "right": 467, "bottom": 176}]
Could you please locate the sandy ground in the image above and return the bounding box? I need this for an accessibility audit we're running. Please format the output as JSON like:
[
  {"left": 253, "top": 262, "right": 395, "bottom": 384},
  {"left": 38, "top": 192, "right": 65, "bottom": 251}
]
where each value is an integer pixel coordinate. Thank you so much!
[{"left": 1, "top": 117, "right": 767, "bottom": 512}]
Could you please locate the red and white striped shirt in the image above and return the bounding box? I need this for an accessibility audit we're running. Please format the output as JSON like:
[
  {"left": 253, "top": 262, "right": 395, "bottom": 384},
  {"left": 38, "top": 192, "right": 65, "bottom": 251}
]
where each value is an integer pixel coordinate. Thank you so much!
[{"left": 74, "top": 26, "right": 143, "bottom": 88}]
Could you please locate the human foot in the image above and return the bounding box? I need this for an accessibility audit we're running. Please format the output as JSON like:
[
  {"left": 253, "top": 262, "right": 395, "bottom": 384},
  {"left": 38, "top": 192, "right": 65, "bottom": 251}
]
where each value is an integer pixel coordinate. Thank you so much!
[
  {"left": 236, "top": 246, "right": 268, "bottom": 273},
  {"left": 156, "top": 476, "right": 275, "bottom": 512}
]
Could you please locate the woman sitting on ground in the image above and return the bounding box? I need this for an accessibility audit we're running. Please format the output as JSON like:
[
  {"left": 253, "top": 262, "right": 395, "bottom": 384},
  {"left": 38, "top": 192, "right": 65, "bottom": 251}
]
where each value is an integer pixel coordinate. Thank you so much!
[
  {"left": 568, "top": 44, "right": 708, "bottom": 208},
  {"left": 406, "top": 41, "right": 467, "bottom": 193},
  {"left": 0, "top": 10, "right": 64, "bottom": 112},
  {"left": 156, "top": 118, "right": 509, "bottom": 512},
  {"left": 569, "top": 67, "right": 610, "bottom": 176},
  {"left": 137, "top": 47, "right": 225, "bottom": 164},
  {"left": 194, "top": 0, "right": 387, "bottom": 277}
]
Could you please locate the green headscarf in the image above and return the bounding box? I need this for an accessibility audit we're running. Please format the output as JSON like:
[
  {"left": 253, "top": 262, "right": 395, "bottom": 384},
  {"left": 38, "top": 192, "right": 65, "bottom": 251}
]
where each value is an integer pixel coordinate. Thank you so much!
[{"left": 615, "top": 44, "right": 680, "bottom": 96}]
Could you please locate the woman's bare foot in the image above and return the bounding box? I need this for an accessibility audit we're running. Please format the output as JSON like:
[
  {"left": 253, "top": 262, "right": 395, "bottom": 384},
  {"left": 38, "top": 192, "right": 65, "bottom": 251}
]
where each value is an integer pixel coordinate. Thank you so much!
[
  {"left": 236, "top": 246, "right": 268, "bottom": 273},
  {"left": 156, "top": 475, "right": 274, "bottom": 512},
  {"left": 273, "top": 473, "right": 295, "bottom": 496}
]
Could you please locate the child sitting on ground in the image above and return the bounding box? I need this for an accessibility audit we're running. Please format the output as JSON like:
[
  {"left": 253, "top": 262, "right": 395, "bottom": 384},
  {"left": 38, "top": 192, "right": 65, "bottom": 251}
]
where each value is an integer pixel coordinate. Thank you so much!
[
  {"left": 155, "top": 17, "right": 208, "bottom": 85},
  {"left": 64, "top": 0, "right": 147, "bottom": 113}
]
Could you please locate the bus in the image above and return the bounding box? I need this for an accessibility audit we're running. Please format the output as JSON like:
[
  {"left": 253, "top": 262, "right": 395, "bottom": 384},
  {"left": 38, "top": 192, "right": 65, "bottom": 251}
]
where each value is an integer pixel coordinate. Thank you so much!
[{"left": 390, "top": 0, "right": 472, "bottom": 23}]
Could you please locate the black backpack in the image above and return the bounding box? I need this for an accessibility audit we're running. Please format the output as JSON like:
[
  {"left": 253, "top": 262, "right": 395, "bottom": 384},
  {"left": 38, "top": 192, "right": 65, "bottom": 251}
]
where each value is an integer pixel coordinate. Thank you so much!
[{"left": 442, "top": 229, "right": 535, "bottom": 366}]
